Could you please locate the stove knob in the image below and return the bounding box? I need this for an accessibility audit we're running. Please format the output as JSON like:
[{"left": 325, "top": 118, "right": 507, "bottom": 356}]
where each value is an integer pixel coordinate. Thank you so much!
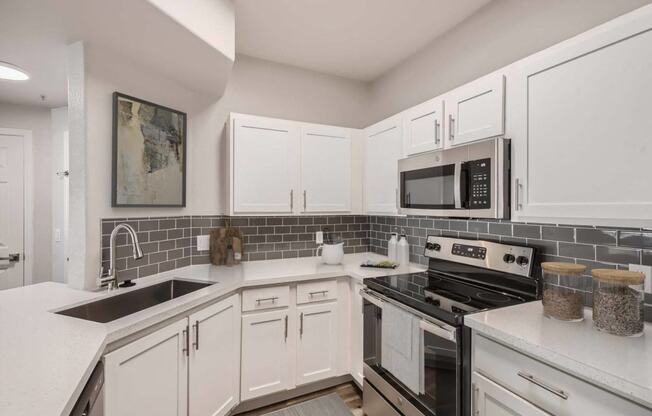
[
  {"left": 425, "top": 242, "right": 441, "bottom": 251},
  {"left": 516, "top": 256, "right": 530, "bottom": 267},
  {"left": 503, "top": 254, "right": 516, "bottom": 263}
]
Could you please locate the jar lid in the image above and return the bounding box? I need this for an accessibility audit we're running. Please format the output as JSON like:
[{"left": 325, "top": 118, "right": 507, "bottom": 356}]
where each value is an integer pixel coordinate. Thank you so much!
[
  {"left": 592, "top": 269, "right": 645, "bottom": 284},
  {"left": 541, "top": 262, "right": 586, "bottom": 274}
]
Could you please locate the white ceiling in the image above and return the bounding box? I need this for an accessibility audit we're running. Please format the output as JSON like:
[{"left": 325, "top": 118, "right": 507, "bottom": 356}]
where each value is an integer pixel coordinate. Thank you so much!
[{"left": 235, "top": 0, "right": 492, "bottom": 81}]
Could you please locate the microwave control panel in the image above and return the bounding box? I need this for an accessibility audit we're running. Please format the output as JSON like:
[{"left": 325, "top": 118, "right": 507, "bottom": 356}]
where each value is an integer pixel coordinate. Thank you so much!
[{"left": 468, "top": 158, "right": 491, "bottom": 209}]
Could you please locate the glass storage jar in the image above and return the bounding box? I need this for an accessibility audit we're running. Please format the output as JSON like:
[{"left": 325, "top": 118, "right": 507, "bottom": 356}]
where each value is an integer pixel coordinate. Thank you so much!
[
  {"left": 592, "top": 269, "right": 645, "bottom": 337},
  {"left": 542, "top": 262, "right": 587, "bottom": 321}
]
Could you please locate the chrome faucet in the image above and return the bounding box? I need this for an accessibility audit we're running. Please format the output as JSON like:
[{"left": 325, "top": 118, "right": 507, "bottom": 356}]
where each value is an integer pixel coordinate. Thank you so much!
[{"left": 99, "top": 223, "right": 143, "bottom": 289}]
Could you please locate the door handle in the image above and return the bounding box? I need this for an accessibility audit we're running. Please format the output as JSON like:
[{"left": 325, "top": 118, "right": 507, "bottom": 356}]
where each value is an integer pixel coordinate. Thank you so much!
[
  {"left": 472, "top": 382, "right": 479, "bottom": 415},
  {"left": 517, "top": 371, "right": 568, "bottom": 400},
  {"left": 192, "top": 320, "right": 199, "bottom": 350},
  {"left": 284, "top": 315, "right": 288, "bottom": 341},
  {"left": 449, "top": 114, "right": 455, "bottom": 142},
  {"left": 8, "top": 253, "right": 19, "bottom": 263},
  {"left": 299, "top": 312, "right": 304, "bottom": 338},
  {"left": 182, "top": 326, "right": 189, "bottom": 357},
  {"left": 454, "top": 162, "right": 462, "bottom": 209},
  {"left": 290, "top": 189, "right": 294, "bottom": 211},
  {"left": 514, "top": 178, "right": 523, "bottom": 211},
  {"left": 303, "top": 190, "right": 307, "bottom": 211},
  {"left": 434, "top": 119, "right": 440, "bottom": 144}
]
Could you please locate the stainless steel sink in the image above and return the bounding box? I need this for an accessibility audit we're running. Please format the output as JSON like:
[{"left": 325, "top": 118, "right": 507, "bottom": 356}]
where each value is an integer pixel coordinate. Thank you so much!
[{"left": 56, "top": 279, "right": 215, "bottom": 323}]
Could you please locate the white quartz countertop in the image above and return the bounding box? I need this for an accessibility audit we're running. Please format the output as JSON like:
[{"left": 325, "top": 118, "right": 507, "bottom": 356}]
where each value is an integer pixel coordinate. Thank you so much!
[
  {"left": 466, "top": 301, "right": 652, "bottom": 409},
  {"left": 0, "top": 252, "right": 425, "bottom": 416}
]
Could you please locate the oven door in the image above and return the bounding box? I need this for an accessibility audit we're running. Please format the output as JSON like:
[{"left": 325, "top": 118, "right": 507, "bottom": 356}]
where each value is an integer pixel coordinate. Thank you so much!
[{"left": 362, "top": 290, "right": 461, "bottom": 416}]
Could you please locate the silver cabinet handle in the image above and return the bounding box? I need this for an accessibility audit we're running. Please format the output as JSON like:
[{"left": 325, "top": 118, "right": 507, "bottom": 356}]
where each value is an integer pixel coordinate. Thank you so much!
[
  {"left": 256, "top": 296, "right": 278, "bottom": 305},
  {"left": 514, "top": 178, "right": 523, "bottom": 211},
  {"left": 192, "top": 320, "right": 199, "bottom": 350},
  {"left": 182, "top": 326, "right": 189, "bottom": 357},
  {"left": 284, "top": 315, "right": 288, "bottom": 341},
  {"left": 303, "top": 190, "right": 307, "bottom": 210},
  {"left": 309, "top": 290, "right": 328, "bottom": 297},
  {"left": 449, "top": 114, "right": 455, "bottom": 141},
  {"left": 434, "top": 119, "right": 441, "bottom": 144},
  {"left": 290, "top": 189, "right": 294, "bottom": 211},
  {"left": 472, "top": 382, "right": 479, "bottom": 416},
  {"left": 517, "top": 371, "right": 568, "bottom": 400},
  {"left": 299, "top": 312, "right": 304, "bottom": 338}
]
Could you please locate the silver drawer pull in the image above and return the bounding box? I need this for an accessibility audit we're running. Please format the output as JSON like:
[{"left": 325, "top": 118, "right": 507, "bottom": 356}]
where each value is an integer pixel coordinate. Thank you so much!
[
  {"left": 309, "top": 290, "right": 328, "bottom": 297},
  {"left": 256, "top": 296, "right": 278, "bottom": 305},
  {"left": 517, "top": 371, "right": 568, "bottom": 400}
]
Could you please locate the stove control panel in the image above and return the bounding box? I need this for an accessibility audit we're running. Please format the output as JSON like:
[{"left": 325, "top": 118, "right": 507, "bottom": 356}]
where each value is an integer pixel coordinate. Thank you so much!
[
  {"left": 451, "top": 243, "right": 487, "bottom": 260},
  {"left": 424, "top": 235, "right": 535, "bottom": 277}
]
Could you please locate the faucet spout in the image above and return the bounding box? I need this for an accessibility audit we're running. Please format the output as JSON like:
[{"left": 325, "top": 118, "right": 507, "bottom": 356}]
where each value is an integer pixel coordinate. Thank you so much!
[{"left": 101, "top": 223, "right": 143, "bottom": 289}]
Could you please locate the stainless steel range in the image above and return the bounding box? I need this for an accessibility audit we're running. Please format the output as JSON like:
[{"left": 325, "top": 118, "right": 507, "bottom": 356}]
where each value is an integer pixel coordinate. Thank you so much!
[{"left": 362, "top": 236, "right": 538, "bottom": 416}]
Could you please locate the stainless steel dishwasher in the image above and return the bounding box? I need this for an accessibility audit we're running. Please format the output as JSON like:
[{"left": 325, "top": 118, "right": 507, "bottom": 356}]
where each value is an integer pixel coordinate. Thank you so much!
[{"left": 70, "top": 361, "right": 104, "bottom": 416}]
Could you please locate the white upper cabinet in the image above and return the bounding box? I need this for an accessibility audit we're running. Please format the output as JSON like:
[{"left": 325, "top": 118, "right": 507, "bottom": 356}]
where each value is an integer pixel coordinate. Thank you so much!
[
  {"left": 364, "top": 114, "right": 403, "bottom": 214},
  {"left": 447, "top": 73, "right": 505, "bottom": 147},
  {"left": 229, "top": 114, "right": 298, "bottom": 215},
  {"left": 188, "top": 295, "right": 240, "bottom": 416},
  {"left": 508, "top": 6, "right": 652, "bottom": 227},
  {"left": 403, "top": 97, "right": 445, "bottom": 155},
  {"left": 300, "top": 124, "right": 352, "bottom": 213}
]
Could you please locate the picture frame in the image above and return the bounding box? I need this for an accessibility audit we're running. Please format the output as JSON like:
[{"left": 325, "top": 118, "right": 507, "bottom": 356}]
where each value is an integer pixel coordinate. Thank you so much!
[{"left": 111, "top": 92, "right": 187, "bottom": 207}]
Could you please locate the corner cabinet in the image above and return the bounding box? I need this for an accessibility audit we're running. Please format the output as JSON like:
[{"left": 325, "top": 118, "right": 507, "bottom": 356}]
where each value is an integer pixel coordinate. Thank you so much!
[
  {"left": 104, "top": 294, "right": 241, "bottom": 416},
  {"left": 227, "top": 113, "right": 356, "bottom": 215},
  {"left": 446, "top": 73, "right": 505, "bottom": 147},
  {"left": 300, "top": 124, "right": 351, "bottom": 213},
  {"left": 364, "top": 115, "right": 404, "bottom": 214},
  {"left": 508, "top": 6, "right": 652, "bottom": 227}
]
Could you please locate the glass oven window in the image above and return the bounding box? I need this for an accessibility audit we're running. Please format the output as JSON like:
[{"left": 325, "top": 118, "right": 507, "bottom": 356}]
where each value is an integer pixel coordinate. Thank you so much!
[
  {"left": 420, "top": 330, "right": 459, "bottom": 416},
  {"left": 363, "top": 299, "right": 382, "bottom": 370},
  {"left": 401, "top": 165, "right": 456, "bottom": 209}
]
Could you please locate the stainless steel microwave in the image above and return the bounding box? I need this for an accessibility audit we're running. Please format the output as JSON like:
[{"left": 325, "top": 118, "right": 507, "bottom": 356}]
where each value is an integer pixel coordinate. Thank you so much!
[{"left": 398, "top": 138, "right": 510, "bottom": 219}]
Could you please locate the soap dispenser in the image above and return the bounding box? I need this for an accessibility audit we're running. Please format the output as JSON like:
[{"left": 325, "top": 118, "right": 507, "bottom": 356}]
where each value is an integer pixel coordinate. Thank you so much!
[
  {"left": 387, "top": 228, "right": 398, "bottom": 261},
  {"left": 397, "top": 229, "right": 409, "bottom": 266}
]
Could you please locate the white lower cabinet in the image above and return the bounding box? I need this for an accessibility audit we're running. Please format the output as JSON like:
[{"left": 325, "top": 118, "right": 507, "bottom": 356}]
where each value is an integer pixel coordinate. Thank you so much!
[
  {"left": 104, "top": 294, "right": 241, "bottom": 416},
  {"left": 296, "top": 302, "right": 338, "bottom": 385},
  {"left": 104, "top": 318, "right": 189, "bottom": 416},
  {"left": 188, "top": 296, "right": 241, "bottom": 416},
  {"left": 472, "top": 372, "right": 550, "bottom": 416},
  {"left": 240, "top": 309, "right": 291, "bottom": 400}
]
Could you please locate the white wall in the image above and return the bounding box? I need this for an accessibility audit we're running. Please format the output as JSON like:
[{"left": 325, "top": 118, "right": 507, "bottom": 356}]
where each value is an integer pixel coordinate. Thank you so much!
[
  {"left": 367, "top": 0, "right": 652, "bottom": 123},
  {"left": 0, "top": 102, "right": 53, "bottom": 283},
  {"left": 50, "top": 106, "right": 68, "bottom": 283},
  {"left": 78, "top": 47, "right": 370, "bottom": 289}
]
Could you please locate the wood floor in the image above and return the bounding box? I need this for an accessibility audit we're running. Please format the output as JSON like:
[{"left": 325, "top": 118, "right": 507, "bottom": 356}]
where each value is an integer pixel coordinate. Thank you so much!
[{"left": 238, "top": 383, "right": 363, "bottom": 416}]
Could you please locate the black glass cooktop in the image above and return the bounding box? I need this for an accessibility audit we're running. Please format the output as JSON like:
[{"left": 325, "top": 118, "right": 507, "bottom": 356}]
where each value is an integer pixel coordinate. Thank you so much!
[{"left": 365, "top": 264, "right": 538, "bottom": 325}]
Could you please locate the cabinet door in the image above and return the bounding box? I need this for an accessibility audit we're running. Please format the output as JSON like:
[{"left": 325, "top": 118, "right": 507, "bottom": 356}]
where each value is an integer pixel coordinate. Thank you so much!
[
  {"left": 189, "top": 294, "right": 240, "bottom": 416},
  {"left": 231, "top": 116, "right": 298, "bottom": 214},
  {"left": 448, "top": 74, "right": 504, "bottom": 147},
  {"left": 403, "top": 98, "right": 444, "bottom": 155},
  {"left": 241, "top": 309, "right": 290, "bottom": 400},
  {"left": 300, "top": 124, "right": 351, "bottom": 212},
  {"left": 104, "top": 318, "right": 188, "bottom": 416},
  {"left": 509, "top": 7, "right": 652, "bottom": 227},
  {"left": 365, "top": 115, "right": 403, "bottom": 214},
  {"left": 350, "top": 281, "right": 364, "bottom": 386},
  {"left": 296, "top": 302, "right": 338, "bottom": 385},
  {"left": 472, "top": 372, "right": 550, "bottom": 416}
]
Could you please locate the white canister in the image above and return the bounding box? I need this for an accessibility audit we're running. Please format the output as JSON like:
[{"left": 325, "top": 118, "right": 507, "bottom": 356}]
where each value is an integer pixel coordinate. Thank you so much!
[
  {"left": 397, "top": 232, "right": 409, "bottom": 266},
  {"left": 387, "top": 233, "right": 398, "bottom": 261},
  {"left": 317, "top": 242, "right": 344, "bottom": 265}
]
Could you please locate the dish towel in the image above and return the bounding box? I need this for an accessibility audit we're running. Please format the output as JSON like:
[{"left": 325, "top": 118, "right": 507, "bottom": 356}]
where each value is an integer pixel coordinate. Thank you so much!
[{"left": 381, "top": 302, "right": 422, "bottom": 393}]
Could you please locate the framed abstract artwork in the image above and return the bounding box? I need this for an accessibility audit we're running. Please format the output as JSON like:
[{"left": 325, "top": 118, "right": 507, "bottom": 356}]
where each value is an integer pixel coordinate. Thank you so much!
[{"left": 112, "top": 92, "right": 187, "bottom": 207}]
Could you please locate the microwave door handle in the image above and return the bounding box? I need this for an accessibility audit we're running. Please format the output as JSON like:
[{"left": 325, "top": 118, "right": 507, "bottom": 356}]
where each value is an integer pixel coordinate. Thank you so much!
[{"left": 454, "top": 162, "right": 462, "bottom": 209}]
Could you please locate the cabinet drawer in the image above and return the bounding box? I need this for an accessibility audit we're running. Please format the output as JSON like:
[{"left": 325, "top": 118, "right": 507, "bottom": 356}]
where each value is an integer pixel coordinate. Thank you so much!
[
  {"left": 242, "top": 285, "right": 290, "bottom": 312},
  {"left": 296, "top": 279, "right": 338, "bottom": 304},
  {"left": 473, "top": 334, "right": 650, "bottom": 416}
]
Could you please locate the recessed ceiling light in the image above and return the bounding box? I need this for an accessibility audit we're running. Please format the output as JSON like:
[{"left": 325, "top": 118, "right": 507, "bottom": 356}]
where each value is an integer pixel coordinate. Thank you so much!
[{"left": 0, "top": 61, "right": 29, "bottom": 81}]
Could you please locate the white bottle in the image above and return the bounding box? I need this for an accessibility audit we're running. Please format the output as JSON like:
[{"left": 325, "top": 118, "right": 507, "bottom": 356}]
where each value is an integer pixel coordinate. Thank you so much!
[
  {"left": 397, "top": 229, "right": 409, "bottom": 266},
  {"left": 387, "top": 232, "right": 398, "bottom": 262}
]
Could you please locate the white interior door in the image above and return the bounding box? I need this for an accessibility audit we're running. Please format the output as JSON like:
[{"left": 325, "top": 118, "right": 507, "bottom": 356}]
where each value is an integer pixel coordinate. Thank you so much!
[
  {"left": 365, "top": 115, "right": 403, "bottom": 214},
  {"left": 300, "top": 125, "right": 351, "bottom": 212},
  {"left": 0, "top": 132, "right": 24, "bottom": 290}
]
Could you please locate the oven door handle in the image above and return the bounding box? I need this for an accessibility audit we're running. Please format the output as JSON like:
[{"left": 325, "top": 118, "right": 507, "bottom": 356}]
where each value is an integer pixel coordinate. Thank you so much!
[
  {"left": 360, "top": 289, "right": 383, "bottom": 308},
  {"left": 454, "top": 162, "right": 462, "bottom": 209},
  {"left": 420, "top": 319, "right": 457, "bottom": 343}
]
